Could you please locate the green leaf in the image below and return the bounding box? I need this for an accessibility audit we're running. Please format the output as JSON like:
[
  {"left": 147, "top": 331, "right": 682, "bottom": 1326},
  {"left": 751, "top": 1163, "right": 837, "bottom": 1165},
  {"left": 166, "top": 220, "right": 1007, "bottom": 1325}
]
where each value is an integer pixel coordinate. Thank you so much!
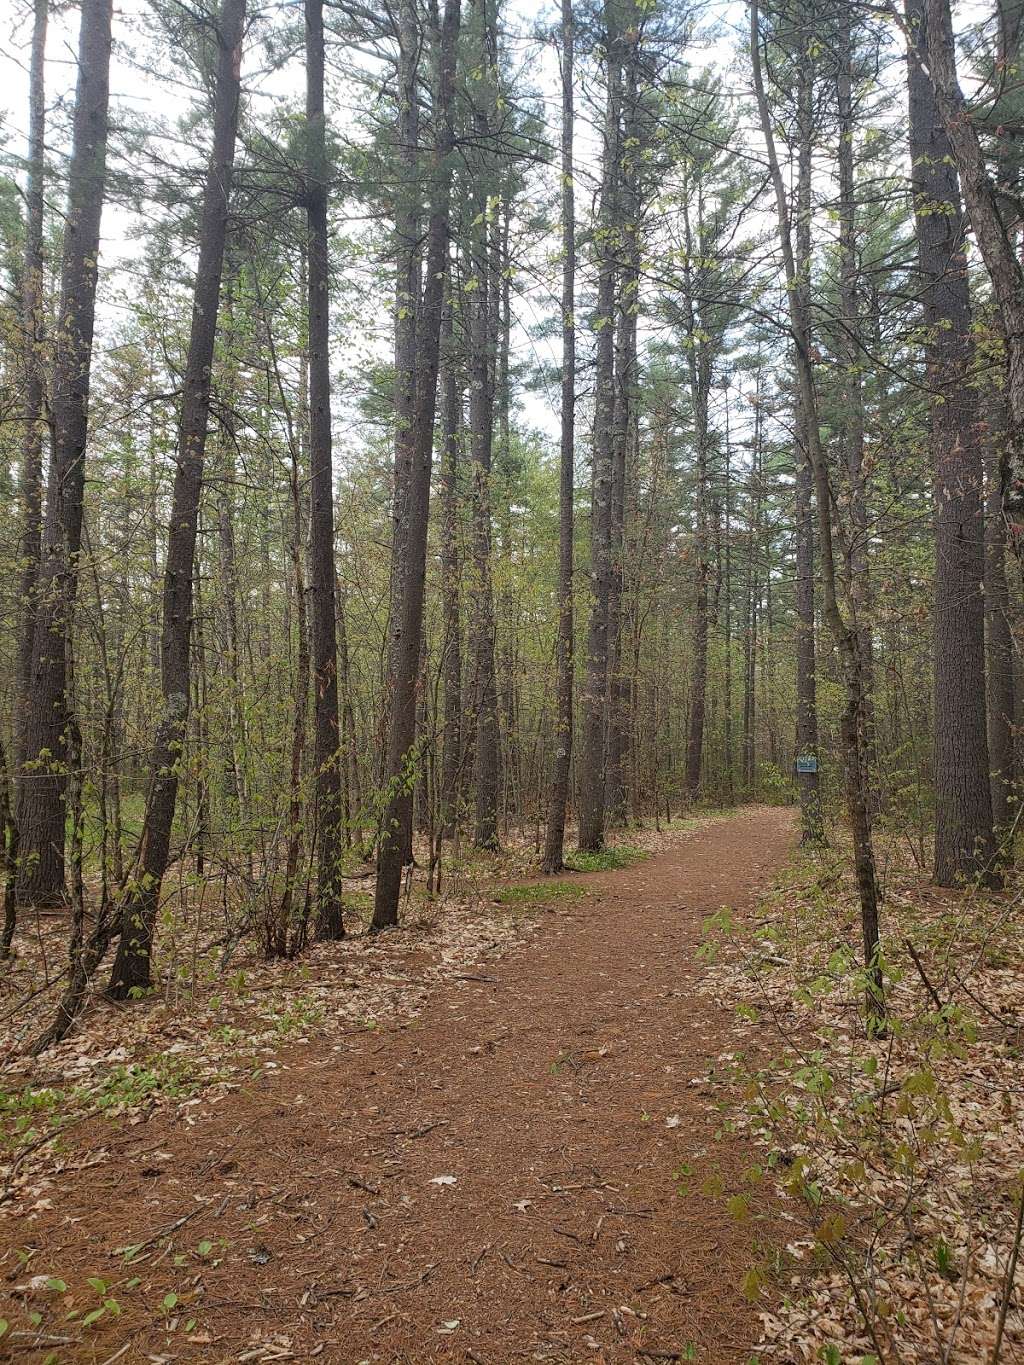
[
  {"left": 0, "top": 1320, "right": 8, "bottom": 1339},
  {"left": 82, "top": 1307, "right": 106, "bottom": 1327},
  {"left": 740, "top": 1265, "right": 764, "bottom": 1300},
  {"left": 162, "top": 1292, "right": 179, "bottom": 1311},
  {"left": 46, "top": 1278, "right": 68, "bottom": 1292},
  {"left": 726, "top": 1193, "right": 750, "bottom": 1221}
]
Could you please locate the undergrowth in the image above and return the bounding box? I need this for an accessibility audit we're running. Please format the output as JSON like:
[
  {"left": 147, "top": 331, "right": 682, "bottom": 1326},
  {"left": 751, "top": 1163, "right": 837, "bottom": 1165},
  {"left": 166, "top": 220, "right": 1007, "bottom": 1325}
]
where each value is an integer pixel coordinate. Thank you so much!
[
  {"left": 564, "top": 843, "right": 645, "bottom": 872},
  {"left": 696, "top": 839, "right": 1024, "bottom": 1363}
]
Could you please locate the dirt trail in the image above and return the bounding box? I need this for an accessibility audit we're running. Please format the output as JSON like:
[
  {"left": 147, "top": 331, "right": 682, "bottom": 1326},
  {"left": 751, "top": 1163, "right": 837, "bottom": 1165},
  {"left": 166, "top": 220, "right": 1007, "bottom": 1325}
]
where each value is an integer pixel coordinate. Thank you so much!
[{"left": 5, "top": 806, "right": 794, "bottom": 1364}]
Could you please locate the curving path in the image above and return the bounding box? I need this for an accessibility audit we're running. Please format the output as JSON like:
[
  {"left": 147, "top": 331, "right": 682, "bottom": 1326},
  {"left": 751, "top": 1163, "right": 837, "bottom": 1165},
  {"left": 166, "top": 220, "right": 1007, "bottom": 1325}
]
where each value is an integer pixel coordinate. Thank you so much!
[{"left": 6, "top": 806, "right": 794, "bottom": 1363}]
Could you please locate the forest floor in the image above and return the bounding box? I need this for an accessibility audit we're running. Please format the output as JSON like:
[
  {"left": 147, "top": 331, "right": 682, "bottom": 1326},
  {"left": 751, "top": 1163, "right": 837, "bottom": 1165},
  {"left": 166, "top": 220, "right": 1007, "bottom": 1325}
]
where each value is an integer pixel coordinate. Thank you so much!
[{"left": 0, "top": 805, "right": 794, "bottom": 1364}]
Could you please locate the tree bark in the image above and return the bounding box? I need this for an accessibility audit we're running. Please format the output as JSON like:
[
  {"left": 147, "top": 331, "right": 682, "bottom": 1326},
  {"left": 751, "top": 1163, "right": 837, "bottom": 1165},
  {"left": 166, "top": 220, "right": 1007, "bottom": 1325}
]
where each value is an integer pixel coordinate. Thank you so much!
[
  {"left": 468, "top": 0, "right": 501, "bottom": 851},
  {"left": 438, "top": 292, "right": 464, "bottom": 841},
  {"left": 16, "top": 0, "right": 113, "bottom": 908},
  {"left": 372, "top": 0, "right": 461, "bottom": 928},
  {"left": 306, "top": 0, "right": 345, "bottom": 939},
  {"left": 542, "top": 0, "right": 576, "bottom": 873},
  {"left": 793, "top": 50, "right": 824, "bottom": 841},
  {"left": 837, "top": 10, "right": 876, "bottom": 796},
  {"left": 682, "top": 177, "right": 712, "bottom": 803},
  {"left": 108, "top": 0, "right": 246, "bottom": 997},
  {"left": 387, "top": 0, "right": 422, "bottom": 872},
  {"left": 919, "top": 0, "right": 1024, "bottom": 539},
  {"left": 577, "top": 0, "right": 622, "bottom": 853},
  {"left": 14, "top": 0, "right": 49, "bottom": 789},
  {"left": 986, "top": 401, "right": 1017, "bottom": 849},
  {"left": 906, "top": 0, "right": 995, "bottom": 885},
  {"left": 606, "top": 36, "right": 639, "bottom": 826}
]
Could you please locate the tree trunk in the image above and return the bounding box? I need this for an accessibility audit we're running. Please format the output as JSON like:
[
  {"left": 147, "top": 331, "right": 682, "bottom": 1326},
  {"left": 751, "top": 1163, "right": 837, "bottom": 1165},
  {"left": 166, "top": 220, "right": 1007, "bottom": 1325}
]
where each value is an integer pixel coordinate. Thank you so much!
[
  {"left": 682, "top": 185, "right": 712, "bottom": 801},
  {"left": 276, "top": 337, "right": 311, "bottom": 957},
  {"left": 837, "top": 10, "right": 876, "bottom": 797},
  {"left": 468, "top": 0, "right": 501, "bottom": 851},
  {"left": 306, "top": 0, "right": 345, "bottom": 939},
  {"left": 16, "top": 0, "right": 113, "bottom": 908},
  {"left": 793, "top": 47, "right": 824, "bottom": 842},
  {"left": 577, "top": 0, "right": 622, "bottom": 853},
  {"left": 14, "top": 0, "right": 49, "bottom": 791},
  {"left": 373, "top": 0, "right": 461, "bottom": 928},
  {"left": 387, "top": 0, "right": 422, "bottom": 874},
  {"left": 751, "top": 0, "right": 883, "bottom": 1023},
  {"left": 919, "top": 0, "right": 1024, "bottom": 541},
  {"left": 606, "top": 37, "right": 638, "bottom": 826},
  {"left": 542, "top": 0, "right": 576, "bottom": 873},
  {"left": 108, "top": 0, "right": 246, "bottom": 998},
  {"left": 722, "top": 387, "right": 735, "bottom": 802},
  {"left": 906, "top": 0, "right": 995, "bottom": 885},
  {"left": 439, "top": 293, "right": 464, "bottom": 841},
  {"left": 986, "top": 401, "right": 1017, "bottom": 850}
]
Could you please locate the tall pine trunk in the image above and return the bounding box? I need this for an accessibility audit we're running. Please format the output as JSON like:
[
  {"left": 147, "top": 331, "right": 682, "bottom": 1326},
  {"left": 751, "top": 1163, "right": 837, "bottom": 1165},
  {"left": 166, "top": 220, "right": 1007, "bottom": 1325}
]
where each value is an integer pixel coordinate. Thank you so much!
[
  {"left": 682, "top": 179, "right": 712, "bottom": 801},
  {"left": 306, "top": 0, "right": 345, "bottom": 939},
  {"left": 543, "top": 0, "right": 576, "bottom": 872},
  {"left": 468, "top": 0, "right": 501, "bottom": 851},
  {"left": 439, "top": 294, "right": 464, "bottom": 841},
  {"left": 920, "top": 0, "right": 1024, "bottom": 545},
  {"left": 577, "top": 0, "right": 622, "bottom": 852},
  {"left": 373, "top": 0, "right": 461, "bottom": 928},
  {"left": 605, "top": 38, "right": 638, "bottom": 826},
  {"left": 837, "top": 11, "right": 876, "bottom": 794},
  {"left": 906, "top": 0, "right": 995, "bottom": 885},
  {"left": 793, "top": 47, "right": 823, "bottom": 841},
  {"left": 14, "top": 0, "right": 48, "bottom": 787},
  {"left": 986, "top": 401, "right": 1016, "bottom": 849},
  {"left": 16, "top": 0, "right": 113, "bottom": 908},
  {"left": 386, "top": 0, "right": 421, "bottom": 873},
  {"left": 108, "top": 0, "right": 246, "bottom": 997}
]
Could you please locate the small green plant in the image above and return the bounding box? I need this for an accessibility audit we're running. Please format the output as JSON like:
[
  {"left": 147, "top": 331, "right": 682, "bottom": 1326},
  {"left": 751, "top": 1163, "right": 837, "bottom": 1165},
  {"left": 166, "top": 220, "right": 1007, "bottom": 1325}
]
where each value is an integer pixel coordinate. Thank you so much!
[
  {"left": 91, "top": 1057, "right": 198, "bottom": 1112},
  {"left": 564, "top": 844, "right": 644, "bottom": 873},
  {"left": 270, "top": 999, "right": 325, "bottom": 1038},
  {"left": 340, "top": 891, "right": 372, "bottom": 921}
]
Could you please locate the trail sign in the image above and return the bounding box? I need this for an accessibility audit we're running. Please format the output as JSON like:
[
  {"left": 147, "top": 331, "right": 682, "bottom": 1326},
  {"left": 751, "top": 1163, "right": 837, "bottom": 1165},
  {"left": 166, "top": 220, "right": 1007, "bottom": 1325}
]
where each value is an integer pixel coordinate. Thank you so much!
[{"left": 795, "top": 754, "right": 818, "bottom": 774}]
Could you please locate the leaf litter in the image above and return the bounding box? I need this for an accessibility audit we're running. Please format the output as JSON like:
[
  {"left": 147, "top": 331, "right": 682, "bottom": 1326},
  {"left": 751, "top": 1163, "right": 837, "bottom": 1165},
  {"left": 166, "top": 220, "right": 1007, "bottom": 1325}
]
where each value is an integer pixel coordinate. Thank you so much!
[{"left": 694, "top": 832, "right": 1024, "bottom": 1363}]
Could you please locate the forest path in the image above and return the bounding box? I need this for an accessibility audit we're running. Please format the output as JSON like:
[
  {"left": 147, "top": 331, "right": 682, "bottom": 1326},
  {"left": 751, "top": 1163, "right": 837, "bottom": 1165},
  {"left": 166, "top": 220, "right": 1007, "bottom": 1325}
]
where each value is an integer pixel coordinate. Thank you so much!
[{"left": 10, "top": 805, "right": 795, "bottom": 1364}]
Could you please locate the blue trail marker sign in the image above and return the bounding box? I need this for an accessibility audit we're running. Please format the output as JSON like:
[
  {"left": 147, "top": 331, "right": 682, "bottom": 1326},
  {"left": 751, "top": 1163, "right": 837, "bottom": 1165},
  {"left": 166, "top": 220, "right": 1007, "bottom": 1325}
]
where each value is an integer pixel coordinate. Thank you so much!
[{"left": 795, "top": 754, "right": 819, "bottom": 774}]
